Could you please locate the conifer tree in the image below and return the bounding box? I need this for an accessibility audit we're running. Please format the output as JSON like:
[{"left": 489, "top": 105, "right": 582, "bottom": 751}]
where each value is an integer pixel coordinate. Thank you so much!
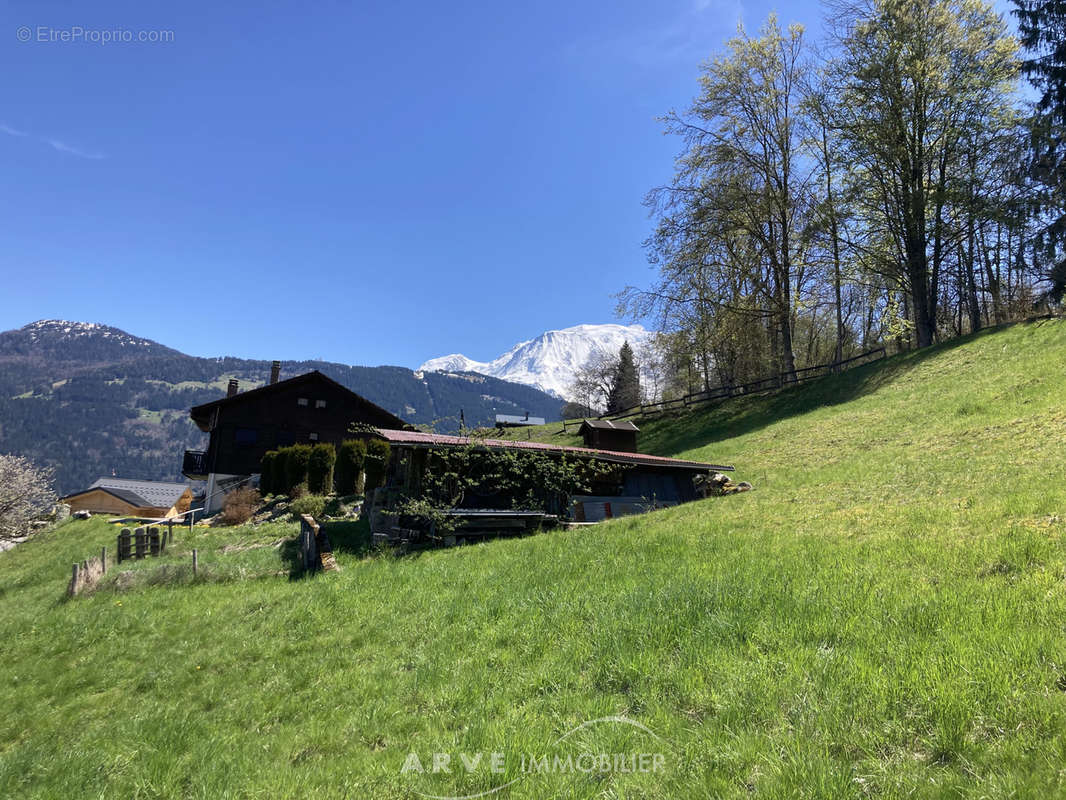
[
  {"left": 607, "top": 341, "right": 641, "bottom": 413},
  {"left": 1014, "top": 0, "right": 1066, "bottom": 300}
]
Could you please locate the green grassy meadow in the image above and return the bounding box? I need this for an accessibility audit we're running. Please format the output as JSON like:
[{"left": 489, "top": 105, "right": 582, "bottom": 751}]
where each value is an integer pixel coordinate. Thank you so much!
[{"left": 2, "top": 318, "right": 1065, "bottom": 798}]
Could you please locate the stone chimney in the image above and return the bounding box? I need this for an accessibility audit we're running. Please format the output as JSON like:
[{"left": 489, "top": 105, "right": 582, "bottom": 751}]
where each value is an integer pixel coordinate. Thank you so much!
[
  {"left": 227, "top": 379, "right": 239, "bottom": 398},
  {"left": 270, "top": 360, "right": 281, "bottom": 385}
]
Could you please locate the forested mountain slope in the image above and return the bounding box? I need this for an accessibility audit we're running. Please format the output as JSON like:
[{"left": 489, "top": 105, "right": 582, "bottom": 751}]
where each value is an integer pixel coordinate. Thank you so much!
[{"left": 0, "top": 320, "right": 563, "bottom": 492}]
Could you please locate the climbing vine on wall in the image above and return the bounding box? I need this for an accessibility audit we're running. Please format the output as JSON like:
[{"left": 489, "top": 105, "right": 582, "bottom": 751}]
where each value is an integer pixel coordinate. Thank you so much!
[{"left": 416, "top": 445, "right": 627, "bottom": 514}]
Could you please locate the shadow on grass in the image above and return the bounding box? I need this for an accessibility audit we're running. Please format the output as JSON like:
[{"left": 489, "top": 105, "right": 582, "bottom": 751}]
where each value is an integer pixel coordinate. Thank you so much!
[
  {"left": 278, "top": 537, "right": 305, "bottom": 579},
  {"left": 280, "top": 519, "right": 375, "bottom": 578},
  {"left": 323, "top": 520, "right": 373, "bottom": 557},
  {"left": 640, "top": 318, "right": 1061, "bottom": 457}
]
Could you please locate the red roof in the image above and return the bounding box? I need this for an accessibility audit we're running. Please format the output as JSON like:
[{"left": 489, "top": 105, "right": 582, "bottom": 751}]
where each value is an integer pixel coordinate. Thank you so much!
[{"left": 374, "top": 428, "right": 733, "bottom": 472}]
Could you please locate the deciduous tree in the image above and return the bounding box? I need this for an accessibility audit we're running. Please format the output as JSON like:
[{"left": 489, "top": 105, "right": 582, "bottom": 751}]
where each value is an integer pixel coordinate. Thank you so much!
[{"left": 0, "top": 454, "right": 56, "bottom": 541}]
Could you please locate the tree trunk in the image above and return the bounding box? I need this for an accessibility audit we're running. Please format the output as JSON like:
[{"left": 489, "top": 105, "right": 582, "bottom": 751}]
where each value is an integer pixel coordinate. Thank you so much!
[
  {"left": 965, "top": 149, "right": 982, "bottom": 333},
  {"left": 980, "top": 223, "right": 1005, "bottom": 324},
  {"left": 823, "top": 127, "right": 845, "bottom": 369},
  {"left": 908, "top": 250, "right": 936, "bottom": 348}
]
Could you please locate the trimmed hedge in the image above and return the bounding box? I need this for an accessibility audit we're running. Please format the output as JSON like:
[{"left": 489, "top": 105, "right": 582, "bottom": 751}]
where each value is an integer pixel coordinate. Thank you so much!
[
  {"left": 335, "top": 439, "right": 367, "bottom": 495},
  {"left": 307, "top": 443, "right": 336, "bottom": 495},
  {"left": 283, "top": 444, "right": 312, "bottom": 495},
  {"left": 364, "top": 439, "right": 391, "bottom": 492},
  {"left": 259, "top": 450, "right": 279, "bottom": 495}
]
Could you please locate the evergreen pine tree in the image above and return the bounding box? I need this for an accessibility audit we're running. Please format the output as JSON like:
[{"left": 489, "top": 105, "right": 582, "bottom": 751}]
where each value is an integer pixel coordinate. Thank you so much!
[
  {"left": 1014, "top": 0, "right": 1066, "bottom": 300},
  {"left": 606, "top": 341, "right": 640, "bottom": 414}
]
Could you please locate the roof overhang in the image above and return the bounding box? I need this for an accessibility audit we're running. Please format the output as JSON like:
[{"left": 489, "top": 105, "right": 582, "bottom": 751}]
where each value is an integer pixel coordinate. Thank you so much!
[
  {"left": 370, "top": 429, "right": 732, "bottom": 473},
  {"left": 579, "top": 419, "right": 641, "bottom": 433}
]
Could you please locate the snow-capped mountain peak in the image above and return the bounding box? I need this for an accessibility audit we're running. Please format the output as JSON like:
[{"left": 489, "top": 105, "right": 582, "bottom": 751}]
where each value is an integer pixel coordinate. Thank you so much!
[
  {"left": 419, "top": 323, "right": 654, "bottom": 399},
  {"left": 22, "top": 320, "right": 151, "bottom": 344},
  {"left": 0, "top": 320, "right": 179, "bottom": 360}
]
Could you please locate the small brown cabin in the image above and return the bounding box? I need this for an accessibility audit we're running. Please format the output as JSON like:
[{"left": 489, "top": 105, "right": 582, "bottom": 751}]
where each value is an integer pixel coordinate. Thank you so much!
[
  {"left": 577, "top": 419, "right": 640, "bottom": 453},
  {"left": 61, "top": 478, "right": 193, "bottom": 519}
]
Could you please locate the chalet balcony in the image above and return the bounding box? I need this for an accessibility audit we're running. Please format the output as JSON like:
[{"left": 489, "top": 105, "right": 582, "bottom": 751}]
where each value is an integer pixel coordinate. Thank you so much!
[{"left": 182, "top": 450, "right": 209, "bottom": 479}]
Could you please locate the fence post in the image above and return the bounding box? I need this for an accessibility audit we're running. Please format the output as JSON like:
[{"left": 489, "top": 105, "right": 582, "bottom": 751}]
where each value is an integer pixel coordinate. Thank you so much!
[
  {"left": 192, "top": 549, "right": 198, "bottom": 576},
  {"left": 101, "top": 546, "right": 107, "bottom": 574},
  {"left": 70, "top": 563, "right": 80, "bottom": 595},
  {"left": 149, "top": 527, "right": 161, "bottom": 557},
  {"left": 134, "top": 527, "right": 147, "bottom": 559},
  {"left": 118, "top": 529, "right": 132, "bottom": 563},
  {"left": 167, "top": 520, "right": 174, "bottom": 545}
]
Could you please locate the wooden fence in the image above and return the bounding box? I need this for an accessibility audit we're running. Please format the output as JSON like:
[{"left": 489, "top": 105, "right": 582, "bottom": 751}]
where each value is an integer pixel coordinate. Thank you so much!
[
  {"left": 600, "top": 347, "right": 888, "bottom": 422},
  {"left": 116, "top": 525, "right": 171, "bottom": 563},
  {"left": 68, "top": 548, "right": 108, "bottom": 597}
]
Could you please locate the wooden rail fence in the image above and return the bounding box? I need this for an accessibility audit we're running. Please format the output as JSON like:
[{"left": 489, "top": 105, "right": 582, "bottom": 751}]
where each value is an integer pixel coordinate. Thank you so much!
[
  {"left": 599, "top": 347, "right": 888, "bottom": 422},
  {"left": 116, "top": 525, "right": 171, "bottom": 563}
]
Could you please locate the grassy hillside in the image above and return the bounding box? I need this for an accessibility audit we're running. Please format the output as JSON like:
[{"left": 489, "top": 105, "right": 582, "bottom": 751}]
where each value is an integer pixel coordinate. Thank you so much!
[{"left": 2, "top": 318, "right": 1065, "bottom": 798}]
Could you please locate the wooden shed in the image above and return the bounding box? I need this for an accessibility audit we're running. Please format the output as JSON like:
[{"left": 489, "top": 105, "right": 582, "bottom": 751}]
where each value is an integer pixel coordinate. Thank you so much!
[
  {"left": 577, "top": 419, "right": 640, "bottom": 453},
  {"left": 361, "top": 428, "right": 732, "bottom": 544},
  {"left": 61, "top": 478, "right": 193, "bottom": 518}
]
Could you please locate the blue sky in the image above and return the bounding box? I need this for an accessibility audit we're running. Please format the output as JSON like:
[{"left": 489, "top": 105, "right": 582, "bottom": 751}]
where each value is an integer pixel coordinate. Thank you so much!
[{"left": 0, "top": 0, "right": 938, "bottom": 367}]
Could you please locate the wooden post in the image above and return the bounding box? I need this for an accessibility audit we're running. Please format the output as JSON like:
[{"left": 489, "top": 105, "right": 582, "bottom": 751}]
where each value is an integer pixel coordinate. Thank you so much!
[
  {"left": 100, "top": 546, "right": 107, "bottom": 574},
  {"left": 148, "top": 527, "right": 161, "bottom": 557},
  {"left": 189, "top": 509, "right": 194, "bottom": 533},
  {"left": 192, "top": 548, "right": 198, "bottom": 576},
  {"left": 118, "top": 529, "right": 132, "bottom": 563},
  {"left": 134, "top": 527, "right": 147, "bottom": 559},
  {"left": 70, "top": 563, "right": 80, "bottom": 595},
  {"left": 167, "top": 520, "right": 174, "bottom": 546}
]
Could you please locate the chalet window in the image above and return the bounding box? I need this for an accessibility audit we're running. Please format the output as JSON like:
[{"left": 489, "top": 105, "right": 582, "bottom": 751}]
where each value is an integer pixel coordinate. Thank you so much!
[
  {"left": 234, "top": 427, "right": 258, "bottom": 447},
  {"left": 315, "top": 399, "right": 327, "bottom": 409},
  {"left": 309, "top": 432, "right": 319, "bottom": 441},
  {"left": 297, "top": 397, "right": 309, "bottom": 407}
]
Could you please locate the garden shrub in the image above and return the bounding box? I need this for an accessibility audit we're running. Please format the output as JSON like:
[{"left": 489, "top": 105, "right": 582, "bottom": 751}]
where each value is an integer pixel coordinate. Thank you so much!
[
  {"left": 364, "top": 440, "right": 391, "bottom": 492},
  {"left": 220, "top": 486, "right": 261, "bottom": 526},
  {"left": 289, "top": 494, "right": 327, "bottom": 521},
  {"left": 258, "top": 451, "right": 278, "bottom": 495},
  {"left": 307, "top": 443, "right": 336, "bottom": 495},
  {"left": 283, "top": 444, "right": 312, "bottom": 495},
  {"left": 335, "top": 439, "right": 367, "bottom": 495},
  {"left": 269, "top": 452, "right": 288, "bottom": 495}
]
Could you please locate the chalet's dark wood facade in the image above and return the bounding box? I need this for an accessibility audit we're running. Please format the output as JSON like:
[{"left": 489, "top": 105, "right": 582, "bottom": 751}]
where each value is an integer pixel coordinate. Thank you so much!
[
  {"left": 185, "top": 371, "right": 406, "bottom": 480},
  {"left": 577, "top": 419, "right": 640, "bottom": 453}
]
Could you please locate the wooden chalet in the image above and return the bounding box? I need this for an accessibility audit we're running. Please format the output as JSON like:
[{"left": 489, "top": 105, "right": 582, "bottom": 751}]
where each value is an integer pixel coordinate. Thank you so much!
[
  {"left": 183, "top": 365, "right": 406, "bottom": 512},
  {"left": 61, "top": 478, "right": 192, "bottom": 519},
  {"left": 577, "top": 419, "right": 640, "bottom": 453}
]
